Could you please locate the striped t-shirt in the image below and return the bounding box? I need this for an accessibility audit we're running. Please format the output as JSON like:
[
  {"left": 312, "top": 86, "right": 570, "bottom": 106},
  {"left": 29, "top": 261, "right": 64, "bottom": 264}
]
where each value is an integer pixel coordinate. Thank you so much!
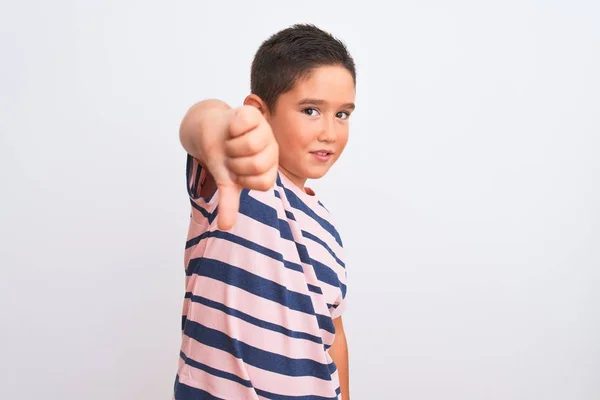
[{"left": 174, "top": 154, "right": 349, "bottom": 400}]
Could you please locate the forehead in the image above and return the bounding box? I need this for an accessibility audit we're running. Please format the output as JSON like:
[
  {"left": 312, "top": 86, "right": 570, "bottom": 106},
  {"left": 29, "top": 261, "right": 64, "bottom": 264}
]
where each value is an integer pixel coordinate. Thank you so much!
[{"left": 285, "top": 65, "right": 355, "bottom": 103}]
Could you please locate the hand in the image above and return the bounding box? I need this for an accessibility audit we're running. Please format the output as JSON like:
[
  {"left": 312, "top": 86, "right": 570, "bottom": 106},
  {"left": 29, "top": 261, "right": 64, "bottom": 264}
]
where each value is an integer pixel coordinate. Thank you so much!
[{"left": 205, "top": 105, "right": 279, "bottom": 230}]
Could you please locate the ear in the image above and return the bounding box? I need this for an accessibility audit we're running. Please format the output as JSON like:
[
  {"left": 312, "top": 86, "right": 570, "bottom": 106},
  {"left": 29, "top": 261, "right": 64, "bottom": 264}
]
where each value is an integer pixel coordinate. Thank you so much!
[{"left": 243, "top": 94, "right": 270, "bottom": 117}]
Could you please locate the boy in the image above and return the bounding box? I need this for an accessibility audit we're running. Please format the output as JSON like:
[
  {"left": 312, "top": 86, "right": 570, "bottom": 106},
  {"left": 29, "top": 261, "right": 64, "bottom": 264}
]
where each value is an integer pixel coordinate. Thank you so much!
[{"left": 175, "top": 24, "right": 356, "bottom": 400}]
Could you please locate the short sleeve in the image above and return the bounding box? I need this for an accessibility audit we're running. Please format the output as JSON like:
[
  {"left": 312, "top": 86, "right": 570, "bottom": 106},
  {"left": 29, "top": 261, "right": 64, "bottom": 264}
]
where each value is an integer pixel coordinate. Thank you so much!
[
  {"left": 186, "top": 153, "right": 207, "bottom": 200},
  {"left": 185, "top": 153, "right": 219, "bottom": 225},
  {"left": 329, "top": 270, "right": 348, "bottom": 319}
]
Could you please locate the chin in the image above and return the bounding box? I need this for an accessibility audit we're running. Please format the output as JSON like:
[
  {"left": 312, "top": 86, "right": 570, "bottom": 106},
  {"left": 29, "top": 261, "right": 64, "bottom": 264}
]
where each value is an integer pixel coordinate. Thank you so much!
[{"left": 305, "top": 166, "right": 330, "bottom": 180}]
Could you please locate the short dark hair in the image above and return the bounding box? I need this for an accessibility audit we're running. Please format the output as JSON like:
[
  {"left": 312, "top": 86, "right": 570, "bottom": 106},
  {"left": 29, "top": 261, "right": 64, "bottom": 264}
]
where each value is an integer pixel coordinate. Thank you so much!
[{"left": 250, "top": 23, "right": 356, "bottom": 111}]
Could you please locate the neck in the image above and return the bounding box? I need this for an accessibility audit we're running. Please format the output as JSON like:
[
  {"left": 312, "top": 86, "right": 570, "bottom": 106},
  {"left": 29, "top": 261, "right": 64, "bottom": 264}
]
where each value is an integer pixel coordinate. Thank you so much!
[{"left": 278, "top": 166, "right": 307, "bottom": 192}]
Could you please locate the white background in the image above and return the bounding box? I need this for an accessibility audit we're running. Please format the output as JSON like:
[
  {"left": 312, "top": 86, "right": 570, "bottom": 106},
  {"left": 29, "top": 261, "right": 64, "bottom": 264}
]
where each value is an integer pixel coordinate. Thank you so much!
[{"left": 1, "top": 1, "right": 599, "bottom": 399}]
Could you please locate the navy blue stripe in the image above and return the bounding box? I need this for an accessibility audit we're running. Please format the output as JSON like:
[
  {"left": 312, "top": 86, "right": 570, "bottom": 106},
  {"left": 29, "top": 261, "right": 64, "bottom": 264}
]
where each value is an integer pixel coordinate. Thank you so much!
[
  {"left": 183, "top": 319, "right": 334, "bottom": 380},
  {"left": 175, "top": 364, "right": 340, "bottom": 400},
  {"left": 307, "top": 284, "right": 323, "bottom": 294},
  {"left": 193, "top": 166, "right": 202, "bottom": 197},
  {"left": 255, "top": 387, "right": 339, "bottom": 400},
  {"left": 275, "top": 178, "right": 342, "bottom": 247},
  {"left": 295, "top": 242, "right": 312, "bottom": 264},
  {"left": 295, "top": 243, "right": 346, "bottom": 293},
  {"left": 185, "top": 212, "right": 294, "bottom": 249},
  {"left": 302, "top": 230, "right": 345, "bottom": 268},
  {"left": 316, "top": 313, "right": 335, "bottom": 334},
  {"left": 174, "top": 374, "right": 224, "bottom": 400},
  {"left": 187, "top": 293, "right": 323, "bottom": 344},
  {"left": 185, "top": 228, "right": 210, "bottom": 250},
  {"left": 186, "top": 231, "right": 304, "bottom": 273},
  {"left": 185, "top": 154, "right": 197, "bottom": 198},
  {"left": 180, "top": 351, "right": 253, "bottom": 388},
  {"left": 188, "top": 257, "right": 315, "bottom": 315},
  {"left": 238, "top": 190, "right": 295, "bottom": 241},
  {"left": 276, "top": 173, "right": 284, "bottom": 187},
  {"left": 186, "top": 153, "right": 215, "bottom": 202},
  {"left": 311, "top": 258, "right": 345, "bottom": 294},
  {"left": 285, "top": 210, "right": 296, "bottom": 221},
  {"left": 186, "top": 215, "right": 346, "bottom": 298},
  {"left": 177, "top": 352, "right": 340, "bottom": 400},
  {"left": 190, "top": 199, "right": 218, "bottom": 224},
  {"left": 329, "top": 360, "right": 338, "bottom": 376},
  {"left": 317, "top": 200, "right": 329, "bottom": 211}
]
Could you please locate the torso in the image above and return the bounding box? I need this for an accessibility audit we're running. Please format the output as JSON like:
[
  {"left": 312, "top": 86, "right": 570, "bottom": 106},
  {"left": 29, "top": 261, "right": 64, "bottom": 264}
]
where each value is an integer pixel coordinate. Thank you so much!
[{"left": 176, "top": 159, "right": 348, "bottom": 400}]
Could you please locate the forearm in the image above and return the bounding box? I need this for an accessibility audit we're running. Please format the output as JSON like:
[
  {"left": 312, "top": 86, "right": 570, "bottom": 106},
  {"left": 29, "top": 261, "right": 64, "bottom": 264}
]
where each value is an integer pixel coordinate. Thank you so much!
[
  {"left": 330, "top": 318, "right": 350, "bottom": 400},
  {"left": 179, "top": 99, "right": 231, "bottom": 165}
]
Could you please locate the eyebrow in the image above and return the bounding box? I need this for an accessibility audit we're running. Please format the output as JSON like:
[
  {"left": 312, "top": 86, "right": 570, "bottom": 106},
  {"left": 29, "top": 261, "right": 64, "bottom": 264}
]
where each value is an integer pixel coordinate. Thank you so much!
[{"left": 297, "top": 98, "right": 356, "bottom": 110}]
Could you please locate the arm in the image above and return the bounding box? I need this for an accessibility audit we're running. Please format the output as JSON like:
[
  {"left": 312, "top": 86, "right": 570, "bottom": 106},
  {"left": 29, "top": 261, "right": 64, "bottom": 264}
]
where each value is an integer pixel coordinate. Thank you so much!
[
  {"left": 178, "top": 99, "right": 278, "bottom": 230},
  {"left": 330, "top": 316, "right": 350, "bottom": 400},
  {"left": 179, "top": 99, "right": 232, "bottom": 168}
]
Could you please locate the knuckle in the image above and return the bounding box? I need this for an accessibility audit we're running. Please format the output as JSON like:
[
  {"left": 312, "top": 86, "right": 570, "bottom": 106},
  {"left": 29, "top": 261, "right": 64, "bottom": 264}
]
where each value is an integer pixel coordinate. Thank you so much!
[
  {"left": 230, "top": 108, "right": 253, "bottom": 133},
  {"left": 228, "top": 120, "right": 243, "bottom": 137},
  {"left": 224, "top": 157, "right": 238, "bottom": 174},
  {"left": 244, "top": 104, "right": 261, "bottom": 117},
  {"left": 270, "top": 142, "right": 279, "bottom": 158},
  {"left": 257, "top": 178, "right": 271, "bottom": 191},
  {"left": 246, "top": 134, "right": 262, "bottom": 153},
  {"left": 250, "top": 157, "right": 265, "bottom": 174},
  {"left": 239, "top": 106, "right": 259, "bottom": 124},
  {"left": 235, "top": 175, "right": 247, "bottom": 187},
  {"left": 223, "top": 141, "right": 235, "bottom": 157}
]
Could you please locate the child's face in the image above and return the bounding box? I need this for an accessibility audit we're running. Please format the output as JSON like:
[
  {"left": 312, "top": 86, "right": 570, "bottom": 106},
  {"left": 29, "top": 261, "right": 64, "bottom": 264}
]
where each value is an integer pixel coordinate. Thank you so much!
[{"left": 266, "top": 65, "right": 356, "bottom": 188}]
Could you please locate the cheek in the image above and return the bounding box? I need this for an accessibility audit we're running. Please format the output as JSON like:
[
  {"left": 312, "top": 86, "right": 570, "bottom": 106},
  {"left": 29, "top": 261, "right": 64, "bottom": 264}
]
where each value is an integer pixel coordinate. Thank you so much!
[
  {"left": 337, "top": 127, "right": 350, "bottom": 148},
  {"left": 269, "top": 118, "right": 293, "bottom": 146},
  {"left": 285, "top": 118, "right": 316, "bottom": 149}
]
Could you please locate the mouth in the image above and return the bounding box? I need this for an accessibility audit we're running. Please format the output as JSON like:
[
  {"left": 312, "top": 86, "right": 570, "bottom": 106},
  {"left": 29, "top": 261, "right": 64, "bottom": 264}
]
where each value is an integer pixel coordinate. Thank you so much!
[
  {"left": 310, "top": 150, "right": 334, "bottom": 162},
  {"left": 310, "top": 150, "right": 334, "bottom": 156}
]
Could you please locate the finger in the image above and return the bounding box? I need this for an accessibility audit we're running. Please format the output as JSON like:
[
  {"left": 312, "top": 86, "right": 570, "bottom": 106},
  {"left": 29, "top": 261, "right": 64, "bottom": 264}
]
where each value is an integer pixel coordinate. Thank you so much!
[
  {"left": 225, "top": 128, "right": 270, "bottom": 158},
  {"left": 216, "top": 184, "right": 241, "bottom": 231},
  {"left": 226, "top": 149, "right": 276, "bottom": 177},
  {"left": 236, "top": 165, "right": 278, "bottom": 192},
  {"left": 228, "top": 106, "right": 261, "bottom": 139}
]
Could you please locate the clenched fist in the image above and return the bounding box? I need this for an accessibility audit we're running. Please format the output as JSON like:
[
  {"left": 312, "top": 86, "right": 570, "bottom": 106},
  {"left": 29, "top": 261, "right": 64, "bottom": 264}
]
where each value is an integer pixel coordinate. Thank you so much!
[{"left": 203, "top": 105, "right": 279, "bottom": 231}]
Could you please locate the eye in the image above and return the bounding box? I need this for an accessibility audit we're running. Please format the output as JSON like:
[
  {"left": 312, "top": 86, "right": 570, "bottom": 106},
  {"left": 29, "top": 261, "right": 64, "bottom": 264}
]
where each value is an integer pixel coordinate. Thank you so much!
[
  {"left": 336, "top": 111, "right": 350, "bottom": 120},
  {"left": 302, "top": 108, "right": 320, "bottom": 117}
]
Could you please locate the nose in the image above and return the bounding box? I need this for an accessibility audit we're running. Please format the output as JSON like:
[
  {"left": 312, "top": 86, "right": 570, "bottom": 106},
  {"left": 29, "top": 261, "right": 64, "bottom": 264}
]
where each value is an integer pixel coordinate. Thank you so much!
[{"left": 318, "top": 117, "right": 337, "bottom": 143}]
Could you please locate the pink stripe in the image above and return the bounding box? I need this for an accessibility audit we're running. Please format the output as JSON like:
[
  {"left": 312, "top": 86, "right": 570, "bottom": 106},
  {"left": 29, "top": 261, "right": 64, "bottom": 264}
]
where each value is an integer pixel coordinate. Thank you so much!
[
  {"left": 185, "top": 229, "right": 209, "bottom": 252},
  {"left": 178, "top": 357, "right": 259, "bottom": 400},
  {"left": 225, "top": 211, "right": 303, "bottom": 257},
  {"left": 182, "top": 333, "right": 337, "bottom": 398},
  {"left": 189, "top": 215, "right": 210, "bottom": 230},
  {"left": 188, "top": 270, "right": 335, "bottom": 345},
  {"left": 308, "top": 291, "right": 330, "bottom": 316},
  {"left": 245, "top": 362, "right": 337, "bottom": 398},
  {"left": 277, "top": 195, "right": 343, "bottom": 256},
  {"left": 295, "top": 212, "right": 343, "bottom": 255},
  {"left": 178, "top": 350, "right": 185, "bottom": 370},
  {"left": 181, "top": 297, "right": 190, "bottom": 321},
  {"left": 179, "top": 165, "right": 347, "bottom": 399},
  {"left": 301, "top": 238, "right": 346, "bottom": 279},
  {"left": 181, "top": 335, "right": 249, "bottom": 380},
  {"left": 202, "top": 238, "right": 308, "bottom": 294},
  {"left": 186, "top": 301, "right": 327, "bottom": 360},
  {"left": 188, "top": 278, "right": 319, "bottom": 334},
  {"left": 247, "top": 188, "right": 290, "bottom": 219},
  {"left": 329, "top": 298, "right": 347, "bottom": 319}
]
